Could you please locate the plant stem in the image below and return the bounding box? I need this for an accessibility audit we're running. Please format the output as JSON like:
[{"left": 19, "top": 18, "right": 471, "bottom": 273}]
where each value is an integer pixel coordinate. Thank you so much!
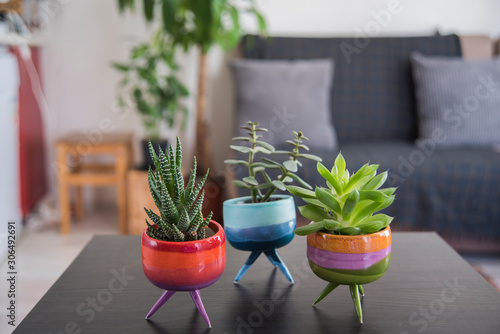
[
  {"left": 248, "top": 125, "right": 258, "bottom": 203},
  {"left": 260, "top": 135, "right": 302, "bottom": 202}
]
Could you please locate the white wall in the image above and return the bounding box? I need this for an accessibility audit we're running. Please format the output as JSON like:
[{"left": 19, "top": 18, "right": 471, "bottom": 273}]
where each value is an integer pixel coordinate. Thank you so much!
[{"left": 40, "top": 0, "right": 500, "bottom": 204}]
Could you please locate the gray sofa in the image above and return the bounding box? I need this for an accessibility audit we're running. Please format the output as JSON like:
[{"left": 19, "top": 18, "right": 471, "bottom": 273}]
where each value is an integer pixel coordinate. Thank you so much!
[{"left": 231, "top": 34, "right": 500, "bottom": 252}]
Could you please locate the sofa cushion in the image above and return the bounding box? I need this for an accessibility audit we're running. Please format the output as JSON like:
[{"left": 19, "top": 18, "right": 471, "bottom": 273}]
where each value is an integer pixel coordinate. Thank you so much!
[
  {"left": 242, "top": 35, "right": 462, "bottom": 143},
  {"left": 411, "top": 52, "right": 500, "bottom": 147},
  {"left": 231, "top": 58, "right": 338, "bottom": 150},
  {"left": 294, "top": 142, "right": 500, "bottom": 238}
]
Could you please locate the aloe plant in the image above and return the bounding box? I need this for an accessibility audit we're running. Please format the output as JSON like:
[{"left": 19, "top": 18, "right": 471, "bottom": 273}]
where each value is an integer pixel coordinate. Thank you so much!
[
  {"left": 225, "top": 121, "right": 322, "bottom": 203},
  {"left": 145, "top": 137, "right": 212, "bottom": 241},
  {"left": 290, "top": 153, "right": 396, "bottom": 236}
]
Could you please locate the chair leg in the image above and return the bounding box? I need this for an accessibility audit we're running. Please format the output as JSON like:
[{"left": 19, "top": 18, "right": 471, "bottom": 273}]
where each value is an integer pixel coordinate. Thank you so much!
[
  {"left": 57, "top": 144, "right": 71, "bottom": 234},
  {"left": 75, "top": 186, "right": 84, "bottom": 220},
  {"left": 59, "top": 182, "right": 71, "bottom": 234}
]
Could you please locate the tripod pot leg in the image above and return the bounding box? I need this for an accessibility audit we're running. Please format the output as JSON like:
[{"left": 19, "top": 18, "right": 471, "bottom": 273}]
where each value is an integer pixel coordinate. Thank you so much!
[
  {"left": 234, "top": 251, "right": 262, "bottom": 283},
  {"left": 189, "top": 290, "right": 211, "bottom": 328},
  {"left": 312, "top": 282, "right": 339, "bottom": 305},
  {"left": 349, "top": 284, "right": 363, "bottom": 324},
  {"left": 145, "top": 290, "right": 176, "bottom": 319},
  {"left": 264, "top": 249, "right": 294, "bottom": 284}
]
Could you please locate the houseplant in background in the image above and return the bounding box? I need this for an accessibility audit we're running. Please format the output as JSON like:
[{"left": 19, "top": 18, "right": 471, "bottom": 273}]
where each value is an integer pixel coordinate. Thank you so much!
[
  {"left": 141, "top": 137, "right": 225, "bottom": 328},
  {"left": 117, "top": 0, "right": 267, "bottom": 222},
  {"left": 289, "top": 153, "right": 396, "bottom": 323},
  {"left": 223, "top": 121, "right": 321, "bottom": 283},
  {"left": 113, "top": 29, "right": 189, "bottom": 169},
  {"left": 117, "top": 0, "right": 266, "bottom": 172}
]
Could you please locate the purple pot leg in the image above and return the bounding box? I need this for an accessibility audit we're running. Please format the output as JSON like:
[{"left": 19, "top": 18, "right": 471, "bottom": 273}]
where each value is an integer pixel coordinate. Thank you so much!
[
  {"left": 189, "top": 290, "right": 211, "bottom": 328},
  {"left": 145, "top": 290, "right": 176, "bottom": 319}
]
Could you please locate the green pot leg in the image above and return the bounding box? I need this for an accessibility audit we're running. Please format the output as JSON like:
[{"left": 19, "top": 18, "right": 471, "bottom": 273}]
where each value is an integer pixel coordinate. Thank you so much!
[
  {"left": 358, "top": 285, "right": 365, "bottom": 297},
  {"left": 349, "top": 284, "right": 363, "bottom": 324},
  {"left": 312, "top": 282, "right": 339, "bottom": 305}
]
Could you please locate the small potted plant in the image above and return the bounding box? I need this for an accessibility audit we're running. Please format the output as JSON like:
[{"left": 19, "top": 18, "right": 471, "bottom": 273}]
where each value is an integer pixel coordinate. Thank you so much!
[
  {"left": 113, "top": 29, "right": 189, "bottom": 169},
  {"left": 288, "top": 153, "right": 396, "bottom": 323},
  {"left": 223, "top": 121, "right": 321, "bottom": 283},
  {"left": 141, "top": 137, "right": 225, "bottom": 328}
]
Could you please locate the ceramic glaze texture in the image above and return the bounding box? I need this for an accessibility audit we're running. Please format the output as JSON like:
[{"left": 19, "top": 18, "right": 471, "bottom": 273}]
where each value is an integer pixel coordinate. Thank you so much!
[
  {"left": 142, "top": 221, "right": 226, "bottom": 291},
  {"left": 223, "top": 195, "right": 296, "bottom": 251},
  {"left": 307, "top": 227, "right": 391, "bottom": 285}
]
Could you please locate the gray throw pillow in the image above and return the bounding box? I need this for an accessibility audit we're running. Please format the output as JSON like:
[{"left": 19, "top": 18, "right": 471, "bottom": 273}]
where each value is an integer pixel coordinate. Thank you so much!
[
  {"left": 231, "top": 59, "right": 338, "bottom": 151},
  {"left": 411, "top": 52, "right": 500, "bottom": 147}
]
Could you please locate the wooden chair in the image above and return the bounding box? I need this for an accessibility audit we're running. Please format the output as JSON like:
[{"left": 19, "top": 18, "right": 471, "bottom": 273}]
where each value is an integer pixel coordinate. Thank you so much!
[{"left": 55, "top": 133, "right": 133, "bottom": 234}]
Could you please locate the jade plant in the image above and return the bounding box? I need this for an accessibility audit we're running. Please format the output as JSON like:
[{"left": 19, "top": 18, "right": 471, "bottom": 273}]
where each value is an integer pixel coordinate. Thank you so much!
[
  {"left": 144, "top": 137, "right": 212, "bottom": 241},
  {"left": 225, "top": 121, "right": 322, "bottom": 203},
  {"left": 290, "top": 153, "right": 396, "bottom": 236}
]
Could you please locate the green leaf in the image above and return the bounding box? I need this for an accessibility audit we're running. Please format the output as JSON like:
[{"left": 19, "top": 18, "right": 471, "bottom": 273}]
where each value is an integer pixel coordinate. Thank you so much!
[
  {"left": 317, "top": 162, "right": 342, "bottom": 195},
  {"left": 298, "top": 205, "right": 330, "bottom": 222},
  {"left": 286, "top": 185, "right": 316, "bottom": 198},
  {"left": 294, "top": 221, "right": 326, "bottom": 236},
  {"left": 224, "top": 159, "right": 249, "bottom": 166},
  {"left": 272, "top": 180, "right": 286, "bottom": 191},
  {"left": 345, "top": 164, "right": 379, "bottom": 193},
  {"left": 143, "top": 0, "right": 155, "bottom": 22},
  {"left": 356, "top": 220, "right": 385, "bottom": 234},
  {"left": 230, "top": 145, "right": 251, "bottom": 153},
  {"left": 177, "top": 207, "right": 190, "bottom": 232},
  {"left": 253, "top": 166, "right": 265, "bottom": 173},
  {"left": 233, "top": 180, "right": 251, "bottom": 189},
  {"left": 380, "top": 187, "right": 397, "bottom": 196},
  {"left": 358, "top": 190, "right": 390, "bottom": 202},
  {"left": 287, "top": 173, "right": 313, "bottom": 189},
  {"left": 111, "top": 62, "right": 130, "bottom": 72},
  {"left": 243, "top": 176, "right": 258, "bottom": 186},
  {"left": 342, "top": 190, "right": 360, "bottom": 221},
  {"left": 256, "top": 141, "right": 275, "bottom": 152},
  {"left": 175, "top": 136, "right": 182, "bottom": 169},
  {"left": 232, "top": 136, "right": 252, "bottom": 142},
  {"left": 261, "top": 157, "right": 282, "bottom": 166},
  {"left": 254, "top": 146, "right": 272, "bottom": 154},
  {"left": 303, "top": 198, "right": 330, "bottom": 210},
  {"left": 297, "top": 153, "right": 322, "bottom": 161},
  {"left": 256, "top": 182, "right": 273, "bottom": 190},
  {"left": 351, "top": 196, "right": 395, "bottom": 223},
  {"left": 322, "top": 219, "right": 344, "bottom": 232},
  {"left": 362, "top": 171, "right": 388, "bottom": 190},
  {"left": 334, "top": 153, "right": 346, "bottom": 181},
  {"left": 339, "top": 227, "right": 362, "bottom": 235},
  {"left": 315, "top": 187, "right": 342, "bottom": 214},
  {"left": 283, "top": 160, "right": 298, "bottom": 172}
]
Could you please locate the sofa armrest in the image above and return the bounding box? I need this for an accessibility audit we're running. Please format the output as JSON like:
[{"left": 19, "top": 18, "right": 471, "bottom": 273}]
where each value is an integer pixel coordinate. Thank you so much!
[{"left": 459, "top": 35, "right": 493, "bottom": 59}]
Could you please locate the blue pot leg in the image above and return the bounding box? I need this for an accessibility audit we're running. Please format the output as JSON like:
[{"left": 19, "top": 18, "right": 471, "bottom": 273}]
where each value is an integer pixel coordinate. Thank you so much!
[
  {"left": 189, "top": 290, "right": 211, "bottom": 328},
  {"left": 145, "top": 290, "right": 176, "bottom": 319},
  {"left": 234, "top": 251, "right": 262, "bottom": 283},
  {"left": 264, "top": 249, "right": 294, "bottom": 284}
]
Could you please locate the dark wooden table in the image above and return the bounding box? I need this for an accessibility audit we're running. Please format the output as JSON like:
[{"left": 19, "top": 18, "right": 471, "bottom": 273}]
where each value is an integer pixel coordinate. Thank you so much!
[{"left": 14, "top": 232, "right": 500, "bottom": 334}]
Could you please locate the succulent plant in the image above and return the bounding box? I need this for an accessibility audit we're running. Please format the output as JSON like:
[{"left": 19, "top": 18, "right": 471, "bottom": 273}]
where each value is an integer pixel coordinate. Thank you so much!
[
  {"left": 290, "top": 153, "right": 396, "bottom": 236},
  {"left": 225, "top": 121, "right": 322, "bottom": 203},
  {"left": 145, "top": 137, "right": 212, "bottom": 241}
]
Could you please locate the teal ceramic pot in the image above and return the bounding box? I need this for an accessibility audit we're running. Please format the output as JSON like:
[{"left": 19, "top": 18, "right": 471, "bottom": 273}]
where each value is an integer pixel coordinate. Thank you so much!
[
  {"left": 223, "top": 195, "right": 296, "bottom": 283},
  {"left": 223, "top": 195, "right": 296, "bottom": 251}
]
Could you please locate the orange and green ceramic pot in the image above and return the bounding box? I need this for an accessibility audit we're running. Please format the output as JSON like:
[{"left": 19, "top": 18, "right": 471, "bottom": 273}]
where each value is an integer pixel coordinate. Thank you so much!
[
  {"left": 141, "top": 221, "right": 226, "bottom": 327},
  {"left": 306, "top": 226, "right": 391, "bottom": 323}
]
